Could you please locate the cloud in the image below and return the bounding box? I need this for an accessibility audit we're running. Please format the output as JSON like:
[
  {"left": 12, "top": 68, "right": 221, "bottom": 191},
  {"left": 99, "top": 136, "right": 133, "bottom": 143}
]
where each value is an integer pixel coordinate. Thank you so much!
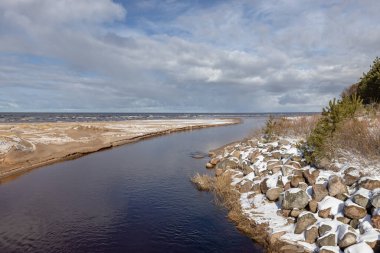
[{"left": 0, "top": 0, "right": 379, "bottom": 112}]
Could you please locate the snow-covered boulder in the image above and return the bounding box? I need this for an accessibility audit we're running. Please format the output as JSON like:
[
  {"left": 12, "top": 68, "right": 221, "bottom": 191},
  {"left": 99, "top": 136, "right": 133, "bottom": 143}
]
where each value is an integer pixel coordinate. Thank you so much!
[
  {"left": 328, "top": 175, "right": 348, "bottom": 197},
  {"left": 312, "top": 183, "right": 329, "bottom": 201},
  {"left": 281, "top": 188, "right": 310, "bottom": 210},
  {"left": 294, "top": 212, "right": 317, "bottom": 234},
  {"left": 317, "top": 233, "right": 336, "bottom": 247},
  {"left": 338, "top": 224, "right": 357, "bottom": 249},
  {"left": 344, "top": 199, "right": 367, "bottom": 219},
  {"left": 266, "top": 187, "right": 283, "bottom": 201},
  {"left": 304, "top": 225, "right": 318, "bottom": 243},
  {"left": 359, "top": 177, "right": 380, "bottom": 190},
  {"left": 343, "top": 242, "right": 374, "bottom": 253}
]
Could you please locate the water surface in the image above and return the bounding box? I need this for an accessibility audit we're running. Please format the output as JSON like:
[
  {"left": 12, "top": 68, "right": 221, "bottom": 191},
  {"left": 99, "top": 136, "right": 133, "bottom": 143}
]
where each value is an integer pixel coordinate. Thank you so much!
[{"left": 0, "top": 118, "right": 266, "bottom": 253}]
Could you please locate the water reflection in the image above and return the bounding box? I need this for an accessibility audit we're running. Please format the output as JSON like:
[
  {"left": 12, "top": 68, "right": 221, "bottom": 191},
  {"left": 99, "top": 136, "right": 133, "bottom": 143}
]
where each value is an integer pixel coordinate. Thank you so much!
[{"left": 0, "top": 118, "right": 266, "bottom": 253}]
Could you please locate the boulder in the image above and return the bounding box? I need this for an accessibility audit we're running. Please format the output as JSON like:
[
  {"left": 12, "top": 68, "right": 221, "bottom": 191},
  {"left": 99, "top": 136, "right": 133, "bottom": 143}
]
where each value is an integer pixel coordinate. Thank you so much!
[
  {"left": 231, "top": 150, "right": 241, "bottom": 159},
  {"left": 352, "top": 194, "right": 370, "bottom": 208},
  {"left": 281, "top": 189, "right": 310, "bottom": 210},
  {"left": 335, "top": 193, "right": 349, "bottom": 201},
  {"left": 337, "top": 216, "right": 351, "bottom": 224},
  {"left": 305, "top": 226, "right": 318, "bottom": 243},
  {"left": 328, "top": 175, "right": 348, "bottom": 197},
  {"left": 338, "top": 232, "right": 357, "bottom": 249},
  {"left": 210, "top": 157, "right": 220, "bottom": 165},
  {"left": 371, "top": 191, "right": 380, "bottom": 208},
  {"left": 284, "top": 182, "right": 291, "bottom": 191},
  {"left": 266, "top": 187, "right": 283, "bottom": 201},
  {"left": 279, "top": 245, "right": 304, "bottom": 253},
  {"left": 317, "top": 233, "right": 336, "bottom": 247},
  {"left": 308, "top": 199, "right": 318, "bottom": 213},
  {"left": 349, "top": 219, "right": 360, "bottom": 229},
  {"left": 239, "top": 181, "right": 253, "bottom": 193},
  {"left": 343, "top": 242, "right": 374, "bottom": 253},
  {"left": 359, "top": 178, "right": 380, "bottom": 190},
  {"left": 298, "top": 182, "right": 308, "bottom": 191},
  {"left": 303, "top": 169, "right": 320, "bottom": 185},
  {"left": 319, "top": 224, "right": 333, "bottom": 236},
  {"left": 241, "top": 164, "right": 254, "bottom": 176},
  {"left": 290, "top": 208, "right": 302, "bottom": 218},
  {"left": 318, "top": 208, "right": 332, "bottom": 218},
  {"left": 344, "top": 201, "right": 367, "bottom": 219},
  {"left": 251, "top": 183, "right": 261, "bottom": 193},
  {"left": 290, "top": 175, "right": 303, "bottom": 188},
  {"left": 288, "top": 161, "right": 301, "bottom": 169},
  {"left": 371, "top": 215, "right": 380, "bottom": 229},
  {"left": 312, "top": 184, "right": 328, "bottom": 201},
  {"left": 215, "top": 159, "right": 239, "bottom": 170},
  {"left": 205, "top": 162, "right": 214, "bottom": 169},
  {"left": 294, "top": 212, "right": 317, "bottom": 234},
  {"left": 281, "top": 165, "right": 294, "bottom": 176},
  {"left": 343, "top": 167, "right": 362, "bottom": 186},
  {"left": 271, "top": 151, "right": 282, "bottom": 159},
  {"left": 260, "top": 178, "right": 270, "bottom": 194},
  {"left": 320, "top": 246, "right": 341, "bottom": 253}
]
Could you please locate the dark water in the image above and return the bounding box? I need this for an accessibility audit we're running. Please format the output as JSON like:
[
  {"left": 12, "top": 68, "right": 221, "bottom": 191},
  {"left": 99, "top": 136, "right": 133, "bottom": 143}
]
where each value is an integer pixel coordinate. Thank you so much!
[
  {"left": 0, "top": 118, "right": 266, "bottom": 253},
  {"left": 0, "top": 112, "right": 314, "bottom": 123}
]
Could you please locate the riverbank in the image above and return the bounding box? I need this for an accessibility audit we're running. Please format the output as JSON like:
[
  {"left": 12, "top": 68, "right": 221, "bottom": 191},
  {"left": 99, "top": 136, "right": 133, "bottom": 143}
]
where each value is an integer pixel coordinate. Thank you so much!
[
  {"left": 195, "top": 116, "right": 380, "bottom": 253},
  {"left": 0, "top": 118, "right": 239, "bottom": 181}
]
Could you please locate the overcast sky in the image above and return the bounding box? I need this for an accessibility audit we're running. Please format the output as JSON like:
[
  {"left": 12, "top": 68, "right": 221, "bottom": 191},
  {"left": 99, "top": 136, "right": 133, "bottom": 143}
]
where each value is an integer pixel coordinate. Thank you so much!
[{"left": 0, "top": 0, "right": 379, "bottom": 112}]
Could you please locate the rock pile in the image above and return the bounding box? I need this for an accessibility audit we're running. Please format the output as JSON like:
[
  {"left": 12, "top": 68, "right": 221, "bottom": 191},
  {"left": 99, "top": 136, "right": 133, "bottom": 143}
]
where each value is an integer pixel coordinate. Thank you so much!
[{"left": 206, "top": 138, "right": 380, "bottom": 253}]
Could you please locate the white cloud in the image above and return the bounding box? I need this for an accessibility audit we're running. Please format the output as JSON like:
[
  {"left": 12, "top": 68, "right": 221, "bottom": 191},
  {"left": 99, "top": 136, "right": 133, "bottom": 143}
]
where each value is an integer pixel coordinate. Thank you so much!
[{"left": 0, "top": 0, "right": 379, "bottom": 112}]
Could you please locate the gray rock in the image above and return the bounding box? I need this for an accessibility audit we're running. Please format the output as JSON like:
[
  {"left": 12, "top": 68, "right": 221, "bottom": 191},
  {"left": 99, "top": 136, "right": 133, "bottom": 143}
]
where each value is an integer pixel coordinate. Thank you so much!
[
  {"left": 328, "top": 175, "right": 348, "bottom": 197},
  {"left": 319, "top": 224, "right": 332, "bottom": 236},
  {"left": 294, "top": 212, "right": 317, "bottom": 234},
  {"left": 352, "top": 194, "right": 370, "bottom": 208},
  {"left": 281, "top": 189, "right": 310, "bottom": 210},
  {"left": 312, "top": 184, "right": 328, "bottom": 201},
  {"left": 317, "top": 233, "right": 336, "bottom": 247}
]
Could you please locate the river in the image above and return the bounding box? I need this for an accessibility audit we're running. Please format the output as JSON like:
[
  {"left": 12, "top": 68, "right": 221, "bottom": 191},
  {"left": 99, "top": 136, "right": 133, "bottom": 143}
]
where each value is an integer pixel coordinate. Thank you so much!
[{"left": 0, "top": 117, "right": 266, "bottom": 253}]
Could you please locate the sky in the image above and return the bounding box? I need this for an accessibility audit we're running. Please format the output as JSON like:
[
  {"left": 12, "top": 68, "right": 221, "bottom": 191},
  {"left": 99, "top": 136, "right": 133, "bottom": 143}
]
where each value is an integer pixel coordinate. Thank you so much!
[{"left": 0, "top": 0, "right": 379, "bottom": 113}]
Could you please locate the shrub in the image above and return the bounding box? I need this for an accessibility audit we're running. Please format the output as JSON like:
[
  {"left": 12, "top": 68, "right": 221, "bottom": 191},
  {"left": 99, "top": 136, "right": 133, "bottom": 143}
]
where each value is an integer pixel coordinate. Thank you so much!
[
  {"left": 304, "top": 94, "right": 363, "bottom": 163},
  {"left": 357, "top": 57, "right": 380, "bottom": 104}
]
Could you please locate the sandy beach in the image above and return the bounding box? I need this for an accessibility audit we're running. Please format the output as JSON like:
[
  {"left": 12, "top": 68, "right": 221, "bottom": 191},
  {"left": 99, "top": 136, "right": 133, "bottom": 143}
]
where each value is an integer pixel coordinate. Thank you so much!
[{"left": 0, "top": 118, "right": 239, "bottom": 181}]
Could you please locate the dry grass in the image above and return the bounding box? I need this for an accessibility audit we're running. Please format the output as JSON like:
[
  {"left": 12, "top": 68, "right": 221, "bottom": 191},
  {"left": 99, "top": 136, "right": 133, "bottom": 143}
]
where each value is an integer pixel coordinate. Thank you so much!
[
  {"left": 327, "top": 115, "right": 380, "bottom": 159},
  {"left": 190, "top": 173, "right": 214, "bottom": 191},
  {"left": 202, "top": 173, "right": 270, "bottom": 248},
  {"left": 266, "top": 115, "right": 320, "bottom": 139}
]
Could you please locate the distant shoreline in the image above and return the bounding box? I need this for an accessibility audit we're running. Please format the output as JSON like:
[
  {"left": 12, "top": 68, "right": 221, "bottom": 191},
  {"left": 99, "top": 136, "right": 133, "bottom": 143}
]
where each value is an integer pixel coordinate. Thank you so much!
[{"left": 0, "top": 118, "right": 240, "bottom": 183}]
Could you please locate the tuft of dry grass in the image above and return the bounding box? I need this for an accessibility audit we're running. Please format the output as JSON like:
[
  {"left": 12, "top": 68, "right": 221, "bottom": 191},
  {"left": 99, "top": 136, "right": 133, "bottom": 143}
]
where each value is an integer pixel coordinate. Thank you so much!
[{"left": 190, "top": 173, "right": 214, "bottom": 191}]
